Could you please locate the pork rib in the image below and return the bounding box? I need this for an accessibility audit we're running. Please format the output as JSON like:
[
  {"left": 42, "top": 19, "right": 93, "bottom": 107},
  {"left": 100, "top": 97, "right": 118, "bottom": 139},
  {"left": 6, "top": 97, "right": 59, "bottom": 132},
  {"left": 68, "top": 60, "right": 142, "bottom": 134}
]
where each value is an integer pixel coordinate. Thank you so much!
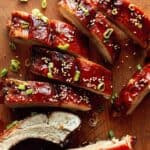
[
  {"left": 69, "top": 135, "right": 136, "bottom": 150},
  {"left": 1, "top": 78, "right": 91, "bottom": 111},
  {"left": 7, "top": 10, "right": 88, "bottom": 58},
  {"left": 31, "top": 46, "right": 112, "bottom": 98},
  {"left": 58, "top": 0, "right": 122, "bottom": 63},
  {"left": 0, "top": 112, "right": 81, "bottom": 150},
  {"left": 113, "top": 64, "right": 150, "bottom": 115}
]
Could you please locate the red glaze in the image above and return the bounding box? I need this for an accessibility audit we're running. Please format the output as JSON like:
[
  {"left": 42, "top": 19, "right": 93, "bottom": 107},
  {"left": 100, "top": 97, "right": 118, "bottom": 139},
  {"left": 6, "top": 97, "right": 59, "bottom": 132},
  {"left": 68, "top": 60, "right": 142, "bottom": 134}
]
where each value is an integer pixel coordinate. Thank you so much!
[
  {"left": 3, "top": 79, "right": 91, "bottom": 111},
  {"left": 59, "top": 0, "right": 121, "bottom": 63},
  {"left": 94, "top": 0, "right": 150, "bottom": 48},
  {"left": 31, "top": 46, "right": 112, "bottom": 98},
  {"left": 89, "top": 12, "right": 121, "bottom": 61},
  {"left": 8, "top": 11, "right": 88, "bottom": 58},
  {"left": 114, "top": 64, "right": 150, "bottom": 115}
]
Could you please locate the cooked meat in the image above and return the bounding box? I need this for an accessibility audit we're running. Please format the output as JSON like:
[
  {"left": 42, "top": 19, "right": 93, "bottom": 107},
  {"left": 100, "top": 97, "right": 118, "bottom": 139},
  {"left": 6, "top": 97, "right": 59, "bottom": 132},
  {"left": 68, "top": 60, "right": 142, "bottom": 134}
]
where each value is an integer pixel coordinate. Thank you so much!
[
  {"left": 113, "top": 64, "right": 150, "bottom": 115},
  {"left": 59, "top": 0, "right": 150, "bottom": 49},
  {"left": 58, "top": 0, "right": 122, "bottom": 63},
  {"left": 31, "top": 46, "right": 112, "bottom": 98},
  {"left": 0, "top": 111, "right": 81, "bottom": 150},
  {"left": 96, "top": 0, "right": 150, "bottom": 49},
  {"left": 2, "top": 78, "right": 91, "bottom": 111},
  {"left": 7, "top": 10, "right": 88, "bottom": 58},
  {"left": 69, "top": 135, "right": 136, "bottom": 150}
]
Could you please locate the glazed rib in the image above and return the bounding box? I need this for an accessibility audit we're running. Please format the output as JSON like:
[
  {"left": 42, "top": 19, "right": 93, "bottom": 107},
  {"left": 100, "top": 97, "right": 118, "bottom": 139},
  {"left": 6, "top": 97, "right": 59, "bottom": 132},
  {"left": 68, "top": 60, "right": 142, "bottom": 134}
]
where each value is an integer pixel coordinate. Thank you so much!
[
  {"left": 0, "top": 112, "right": 81, "bottom": 150},
  {"left": 58, "top": 0, "right": 122, "bottom": 63},
  {"left": 59, "top": 0, "right": 150, "bottom": 49},
  {"left": 7, "top": 10, "right": 88, "bottom": 58},
  {"left": 31, "top": 46, "right": 112, "bottom": 98},
  {"left": 69, "top": 135, "right": 136, "bottom": 150},
  {"left": 2, "top": 78, "right": 91, "bottom": 111},
  {"left": 113, "top": 64, "right": 150, "bottom": 115},
  {"left": 96, "top": 0, "right": 150, "bottom": 49}
]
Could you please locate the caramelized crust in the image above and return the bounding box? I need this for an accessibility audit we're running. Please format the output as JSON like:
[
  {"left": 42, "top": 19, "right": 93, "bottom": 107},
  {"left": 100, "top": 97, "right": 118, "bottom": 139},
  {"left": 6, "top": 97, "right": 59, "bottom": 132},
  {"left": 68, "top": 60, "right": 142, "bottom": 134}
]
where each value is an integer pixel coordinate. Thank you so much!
[
  {"left": 7, "top": 11, "right": 88, "bottom": 58},
  {"left": 2, "top": 78, "right": 91, "bottom": 111},
  {"left": 31, "top": 46, "right": 112, "bottom": 98},
  {"left": 58, "top": 0, "right": 122, "bottom": 63},
  {"left": 113, "top": 64, "right": 150, "bottom": 115}
]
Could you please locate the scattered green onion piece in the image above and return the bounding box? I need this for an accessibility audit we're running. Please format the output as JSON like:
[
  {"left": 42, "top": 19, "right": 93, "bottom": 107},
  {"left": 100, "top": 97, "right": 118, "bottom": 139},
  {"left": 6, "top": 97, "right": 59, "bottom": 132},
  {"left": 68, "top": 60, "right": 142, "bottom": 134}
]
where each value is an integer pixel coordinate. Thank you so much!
[
  {"left": 111, "top": 92, "right": 118, "bottom": 104},
  {"left": 112, "top": 8, "right": 118, "bottom": 15},
  {"left": 6, "top": 120, "right": 18, "bottom": 130},
  {"left": 79, "top": 4, "right": 89, "bottom": 16},
  {"left": 21, "top": 22, "right": 29, "bottom": 29},
  {"left": 41, "top": 16, "right": 49, "bottom": 23},
  {"left": 20, "top": 0, "right": 28, "bottom": 2},
  {"left": 136, "top": 64, "right": 142, "bottom": 71},
  {"left": 9, "top": 41, "right": 16, "bottom": 50},
  {"left": 10, "top": 59, "right": 20, "bottom": 72},
  {"left": 57, "top": 43, "right": 70, "bottom": 51},
  {"left": 18, "top": 84, "right": 26, "bottom": 91},
  {"left": 25, "top": 89, "right": 33, "bottom": 95},
  {"left": 103, "top": 28, "right": 114, "bottom": 40},
  {"left": 41, "top": 0, "right": 47, "bottom": 9},
  {"left": 108, "top": 130, "right": 115, "bottom": 139},
  {"left": 47, "top": 72, "right": 53, "bottom": 79},
  {"left": 32, "top": 9, "right": 41, "bottom": 16},
  {"left": 128, "top": 4, "right": 135, "bottom": 11},
  {"left": 48, "top": 62, "right": 54, "bottom": 70},
  {"left": 0, "top": 68, "right": 8, "bottom": 77},
  {"left": 97, "top": 82, "right": 105, "bottom": 91},
  {"left": 73, "top": 70, "right": 80, "bottom": 82}
]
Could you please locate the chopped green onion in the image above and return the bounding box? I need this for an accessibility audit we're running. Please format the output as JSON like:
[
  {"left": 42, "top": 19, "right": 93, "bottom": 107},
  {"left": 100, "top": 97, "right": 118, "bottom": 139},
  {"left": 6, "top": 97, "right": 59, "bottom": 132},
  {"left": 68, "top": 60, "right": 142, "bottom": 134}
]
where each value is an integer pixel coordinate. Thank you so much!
[
  {"left": 97, "top": 82, "right": 105, "bottom": 91},
  {"left": 21, "top": 22, "right": 29, "bottom": 29},
  {"left": 47, "top": 72, "right": 53, "bottom": 78},
  {"left": 103, "top": 28, "right": 114, "bottom": 40},
  {"left": 111, "top": 92, "right": 118, "bottom": 104},
  {"left": 57, "top": 43, "right": 70, "bottom": 51},
  {"left": 25, "top": 89, "right": 33, "bottom": 95},
  {"left": 9, "top": 41, "right": 16, "bottom": 50},
  {"left": 73, "top": 70, "right": 80, "bottom": 82},
  {"left": 136, "top": 64, "right": 142, "bottom": 71},
  {"left": 6, "top": 120, "right": 18, "bottom": 130},
  {"left": 18, "top": 84, "right": 26, "bottom": 91},
  {"left": 79, "top": 4, "right": 89, "bottom": 16},
  {"left": 41, "top": 0, "right": 47, "bottom": 9},
  {"left": 128, "top": 4, "right": 135, "bottom": 11},
  {"left": 32, "top": 8, "right": 48, "bottom": 23},
  {"left": 10, "top": 59, "right": 20, "bottom": 72},
  {"left": 112, "top": 8, "right": 118, "bottom": 15},
  {"left": 48, "top": 62, "right": 54, "bottom": 70},
  {"left": 108, "top": 130, "right": 115, "bottom": 139},
  {"left": 0, "top": 68, "right": 8, "bottom": 77},
  {"left": 20, "top": 0, "right": 28, "bottom": 2}
]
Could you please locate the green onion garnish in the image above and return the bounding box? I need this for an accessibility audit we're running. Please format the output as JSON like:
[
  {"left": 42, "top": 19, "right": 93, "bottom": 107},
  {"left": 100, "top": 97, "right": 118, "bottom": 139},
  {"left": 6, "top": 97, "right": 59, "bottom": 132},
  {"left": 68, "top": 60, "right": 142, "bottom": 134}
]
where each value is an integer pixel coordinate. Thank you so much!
[
  {"left": 41, "top": 0, "right": 47, "bottom": 9},
  {"left": 136, "top": 64, "right": 142, "bottom": 71},
  {"left": 47, "top": 72, "right": 53, "bottom": 78},
  {"left": 103, "top": 28, "right": 114, "bottom": 40},
  {"left": 0, "top": 68, "right": 8, "bottom": 77},
  {"left": 97, "top": 82, "right": 105, "bottom": 91},
  {"left": 73, "top": 70, "right": 80, "bottom": 82},
  {"left": 57, "top": 43, "right": 70, "bottom": 51},
  {"left": 18, "top": 84, "right": 26, "bottom": 91},
  {"left": 25, "top": 89, "right": 33, "bottom": 95},
  {"left": 108, "top": 130, "right": 115, "bottom": 139},
  {"left": 10, "top": 59, "right": 20, "bottom": 72}
]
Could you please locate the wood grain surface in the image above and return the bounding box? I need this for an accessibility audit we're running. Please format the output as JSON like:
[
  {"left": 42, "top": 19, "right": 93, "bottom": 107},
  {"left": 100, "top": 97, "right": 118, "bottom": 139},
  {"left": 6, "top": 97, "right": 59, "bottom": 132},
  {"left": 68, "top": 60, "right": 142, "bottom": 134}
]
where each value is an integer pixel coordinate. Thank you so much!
[{"left": 0, "top": 0, "right": 149, "bottom": 150}]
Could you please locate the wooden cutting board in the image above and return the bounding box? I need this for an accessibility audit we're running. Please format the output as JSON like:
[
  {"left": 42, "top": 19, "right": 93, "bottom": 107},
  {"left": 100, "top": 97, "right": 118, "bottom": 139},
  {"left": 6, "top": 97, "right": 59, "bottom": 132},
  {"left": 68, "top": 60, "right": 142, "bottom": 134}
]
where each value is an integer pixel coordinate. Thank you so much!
[{"left": 0, "top": 0, "right": 149, "bottom": 149}]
